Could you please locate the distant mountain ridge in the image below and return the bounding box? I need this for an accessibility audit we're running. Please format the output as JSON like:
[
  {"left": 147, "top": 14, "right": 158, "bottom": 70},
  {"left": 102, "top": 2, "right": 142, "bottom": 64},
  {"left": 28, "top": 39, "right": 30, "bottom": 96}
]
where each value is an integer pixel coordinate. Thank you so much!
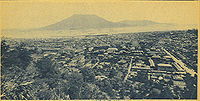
[
  {"left": 39, "top": 14, "right": 172, "bottom": 30},
  {"left": 119, "top": 20, "right": 159, "bottom": 26}
]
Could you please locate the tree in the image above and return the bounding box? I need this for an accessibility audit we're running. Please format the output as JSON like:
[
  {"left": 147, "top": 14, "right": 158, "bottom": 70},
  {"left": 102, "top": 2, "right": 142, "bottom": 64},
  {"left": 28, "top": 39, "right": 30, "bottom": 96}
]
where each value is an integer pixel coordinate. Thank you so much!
[
  {"left": 1, "top": 43, "right": 32, "bottom": 72},
  {"left": 64, "top": 71, "right": 84, "bottom": 99},
  {"left": 1, "top": 40, "right": 9, "bottom": 56},
  {"left": 108, "top": 68, "right": 116, "bottom": 78},
  {"left": 183, "top": 73, "right": 197, "bottom": 99},
  {"left": 79, "top": 83, "right": 105, "bottom": 99},
  {"left": 35, "top": 57, "right": 59, "bottom": 78},
  {"left": 135, "top": 71, "right": 148, "bottom": 83},
  {"left": 96, "top": 79, "right": 115, "bottom": 98},
  {"left": 80, "top": 67, "right": 95, "bottom": 82}
]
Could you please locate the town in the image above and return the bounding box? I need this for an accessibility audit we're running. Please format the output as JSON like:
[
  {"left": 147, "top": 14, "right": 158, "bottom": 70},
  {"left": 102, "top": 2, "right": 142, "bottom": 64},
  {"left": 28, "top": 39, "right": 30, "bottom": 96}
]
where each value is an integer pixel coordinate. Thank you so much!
[{"left": 1, "top": 29, "right": 198, "bottom": 99}]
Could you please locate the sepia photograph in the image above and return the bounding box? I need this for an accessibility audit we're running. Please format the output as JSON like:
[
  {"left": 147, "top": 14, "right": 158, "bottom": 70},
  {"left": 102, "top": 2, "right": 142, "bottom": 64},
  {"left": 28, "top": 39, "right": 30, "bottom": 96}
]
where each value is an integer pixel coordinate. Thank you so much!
[{"left": 0, "top": 0, "right": 199, "bottom": 100}]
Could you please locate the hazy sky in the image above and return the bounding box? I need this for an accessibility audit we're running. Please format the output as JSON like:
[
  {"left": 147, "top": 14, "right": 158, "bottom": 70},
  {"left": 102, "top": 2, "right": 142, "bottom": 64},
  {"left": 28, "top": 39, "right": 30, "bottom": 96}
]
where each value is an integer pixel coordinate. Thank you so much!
[{"left": 1, "top": 1, "right": 199, "bottom": 29}]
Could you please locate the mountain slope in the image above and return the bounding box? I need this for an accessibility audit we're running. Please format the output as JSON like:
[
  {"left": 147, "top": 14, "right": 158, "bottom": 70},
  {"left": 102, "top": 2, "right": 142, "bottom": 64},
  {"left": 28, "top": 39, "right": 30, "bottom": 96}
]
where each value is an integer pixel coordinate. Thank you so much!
[
  {"left": 39, "top": 14, "right": 173, "bottom": 30},
  {"left": 41, "top": 14, "right": 128, "bottom": 30},
  {"left": 118, "top": 20, "right": 159, "bottom": 26}
]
